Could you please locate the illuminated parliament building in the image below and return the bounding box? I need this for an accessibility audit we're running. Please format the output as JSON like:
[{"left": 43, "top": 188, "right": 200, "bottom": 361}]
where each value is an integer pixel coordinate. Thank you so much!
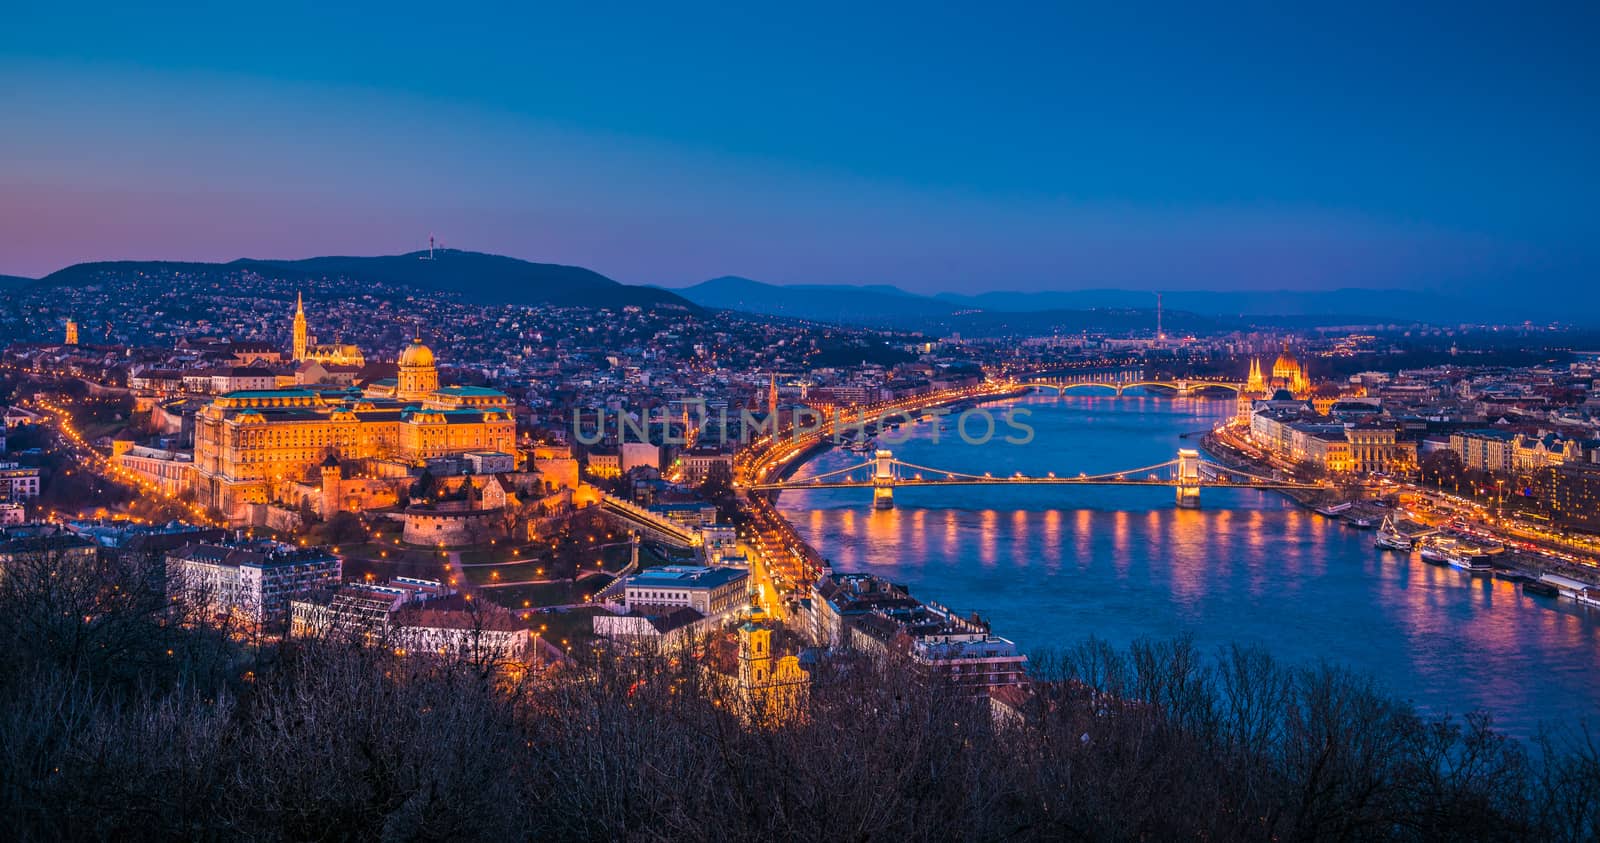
[{"left": 192, "top": 298, "right": 514, "bottom": 522}]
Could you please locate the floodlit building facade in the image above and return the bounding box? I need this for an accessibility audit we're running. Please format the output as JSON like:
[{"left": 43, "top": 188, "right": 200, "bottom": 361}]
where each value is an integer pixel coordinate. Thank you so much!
[{"left": 191, "top": 335, "right": 514, "bottom": 522}]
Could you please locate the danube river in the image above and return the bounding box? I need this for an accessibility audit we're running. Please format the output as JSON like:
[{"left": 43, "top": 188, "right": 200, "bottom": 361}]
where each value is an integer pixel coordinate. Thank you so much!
[{"left": 776, "top": 393, "right": 1600, "bottom": 737}]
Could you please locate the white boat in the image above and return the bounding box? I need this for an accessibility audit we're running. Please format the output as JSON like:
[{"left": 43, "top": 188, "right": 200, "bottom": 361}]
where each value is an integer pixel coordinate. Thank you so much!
[
  {"left": 1444, "top": 542, "right": 1494, "bottom": 573},
  {"left": 1374, "top": 515, "right": 1412, "bottom": 551},
  {"left": 1578, "top": 588, "right": 1600, "bottom": 609},
  {"left": 1418, "top": 536, "right": 1453, "bottom": 564},
  {"left": 1375, "top": 513, "right": 1436, "bottom": 552}
]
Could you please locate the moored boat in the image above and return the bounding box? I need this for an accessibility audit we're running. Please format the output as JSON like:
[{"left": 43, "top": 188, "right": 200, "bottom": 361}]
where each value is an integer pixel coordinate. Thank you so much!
[
  {"left": 1344, "top": 510, "right": 1381, "bottom": 529},
  {"left": 1374, "top": 514, "right": 1412, "bottom": 551},
  {"left": 1418, "top": 536, "right": 1454, "bottom": 564},
  {"left": 1444, "top": 541, "right": 1495, "bottom": 573},
  {"left": 1523, "top": 580, "right": 1560, "bottom": 598}
]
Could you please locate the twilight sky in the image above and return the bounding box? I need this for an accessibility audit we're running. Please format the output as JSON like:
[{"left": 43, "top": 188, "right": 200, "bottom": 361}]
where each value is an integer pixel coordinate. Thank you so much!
[{"left": 2, "top": 2, "right": 1595, "bottom": 296}]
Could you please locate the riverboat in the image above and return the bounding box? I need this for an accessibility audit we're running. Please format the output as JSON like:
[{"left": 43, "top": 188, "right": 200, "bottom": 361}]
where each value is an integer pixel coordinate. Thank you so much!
[
  {"left": 1523, "top": 580, "right": 1560, "bottom": 598},
  {"left": 1375, "top": 515, "right": 1412, "bottom": 551},
  {"left": 1444, "top": 541, "right": 1495, "bottom": 573},
  {"left": 1375, "top": 514, "right": 1436, "bottom": 552},
  {"left": 1418, "top": 536, "right": 1453, "bottom": 564},
  {"left": 1343, "top": 507, "right": 1382, "bottom": 529}
]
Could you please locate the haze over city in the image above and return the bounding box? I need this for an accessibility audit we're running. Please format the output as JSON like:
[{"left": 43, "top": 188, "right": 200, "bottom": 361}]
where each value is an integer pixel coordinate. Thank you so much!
[{"left": 4, "top": 2, "right": 1596, "bottom": 306}]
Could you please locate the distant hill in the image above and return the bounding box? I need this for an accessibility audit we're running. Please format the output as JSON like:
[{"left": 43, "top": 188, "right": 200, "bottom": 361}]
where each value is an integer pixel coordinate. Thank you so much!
[
  {"left": 668, "top": 275, "right": 1462, "bottom": 334},
  {"left": 37, "top": 250, "right": 695, "bottom": 311},
  {"left": 0, "top": 274, "right": 34, "bottom": 288},
  {"left": 243, "top": 250, "right": 693, "bottom": 310},
  {"left": 933, "top": 288, "right": 1490, "bottom": 323},
  {"left": 935, "top": 307, "right": 1229, "bottom": 337},
  {"left": 674, "top": 276, "right": 958, "bottom": 326}
]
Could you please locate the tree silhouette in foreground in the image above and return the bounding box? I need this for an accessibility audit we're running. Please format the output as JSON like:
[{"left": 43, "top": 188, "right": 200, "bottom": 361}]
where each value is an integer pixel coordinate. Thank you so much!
[{"left": 0, "top": 545, "right": 1595, "bottom": 841}]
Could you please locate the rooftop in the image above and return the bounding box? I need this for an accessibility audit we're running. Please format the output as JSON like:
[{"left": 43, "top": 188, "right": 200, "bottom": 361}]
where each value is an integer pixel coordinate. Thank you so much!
[{"left": 628, "top": 565, "right": 748, "bottom": 590}]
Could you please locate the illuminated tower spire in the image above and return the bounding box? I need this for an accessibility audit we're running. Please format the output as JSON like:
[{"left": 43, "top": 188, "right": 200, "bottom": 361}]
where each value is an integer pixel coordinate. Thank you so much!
[
  {"left": 292, "top": 292, "right": 308, "bottom": 361},
  {"left": 767, "top": 372, "right": 779, "bottom": 419},
  {"left": 64, "top": 318, "right": 79, "bottom": 346}
]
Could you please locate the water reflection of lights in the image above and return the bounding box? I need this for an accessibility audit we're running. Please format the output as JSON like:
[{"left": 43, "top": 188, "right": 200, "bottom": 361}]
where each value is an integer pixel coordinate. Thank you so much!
[
  {"left": 1112, "top": 510, "right": 1131, "bottom": 576},
  {"left": 1043, "top": 509, "right": 1062, "bottom": 571},
  {"left": 980, "top": 510, "right": 998, "bottom": 567},
  {"left": 768, "top": 394, "right": 1600, "bottom": 735}
]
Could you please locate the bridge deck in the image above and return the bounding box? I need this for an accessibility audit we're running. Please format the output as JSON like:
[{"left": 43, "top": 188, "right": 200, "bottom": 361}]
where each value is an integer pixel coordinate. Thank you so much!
[{"left": 751, "top": 478, "right": 1320, "bottom": 491}]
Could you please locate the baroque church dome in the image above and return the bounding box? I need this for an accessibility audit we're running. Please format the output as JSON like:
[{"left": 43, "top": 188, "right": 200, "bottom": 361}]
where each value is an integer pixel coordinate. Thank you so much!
[{"left": 398, "top": 337, "right": 436, "bottom": 368}]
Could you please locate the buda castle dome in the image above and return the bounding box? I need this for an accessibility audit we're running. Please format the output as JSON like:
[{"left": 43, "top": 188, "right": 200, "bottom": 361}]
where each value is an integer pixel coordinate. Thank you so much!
[{"left": 398, "top": 337, "right": 436, "bottom": 368}]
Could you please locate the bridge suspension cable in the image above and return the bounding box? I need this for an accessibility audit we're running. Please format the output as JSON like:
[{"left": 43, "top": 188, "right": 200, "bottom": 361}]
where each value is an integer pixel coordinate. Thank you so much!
[
  {"left": 1200, "top": 463, "right": 1286, "bottom": 485},
  {"left": 788, "top": 461, "right": 880, "bottom": 484},
  {"left": 884, "top": 457, "right": 1182, "bottom": 484}
]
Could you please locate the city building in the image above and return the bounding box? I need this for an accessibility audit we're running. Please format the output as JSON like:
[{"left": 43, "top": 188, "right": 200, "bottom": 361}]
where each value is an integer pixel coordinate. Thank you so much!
[
  {"left": 1512, "top": 433, "right": 1584, "bottom": 472},
  {"left": 387, "top": 595, "right": 528, "bottom": 662},
  {"left": 0, "top": 462, "right": 41, "bottom": 501},
  {"left": 1451, "top": 429, "right": 1517, "bottom": 473},
  {"left": 911, "top": 630, "right": 1029, "bottom": 698},
  {"left": 1290, "top": 424, "right": 1351, "bottom": 473},
  {"left": 623, "top": 565, "right": 750, "bottom": 617},
  {"left": 0, "top": 525, "right": 98, "bottom": 568},
  {"left": 586, "top": 447, "right": 621, "bottom": 479},
  {"left": 112, "top": 444, "right": 194, "bottom": 496},
  {"left": 191, "top": 337, "right": 514, "bottom": 522},
  {"left": 165, "top": 541, "right": 341, "bottom": 629},
  {"left": 679, "top": 445, "right": 734, "bottom": 486},
  {"left": 290, "top": 577, "right": 450, "bottom": 638},
  {"left": 1345, "top": 421, "right": 1416, "bottom": 475},
  {"left": 810, "top": 572, "right": 921, "bottom": 648},
  {"left": 291, "top": 579, "right": 527, "bottom": 662},
  {"left": 592, "top": 606, "right": 709, "bottom": 647},
  {"left": 1536, "top": 463, "right": 1600, "bottom": 533}
]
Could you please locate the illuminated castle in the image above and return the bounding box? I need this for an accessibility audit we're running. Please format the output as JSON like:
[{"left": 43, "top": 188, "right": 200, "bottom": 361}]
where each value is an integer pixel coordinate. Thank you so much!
[
  {"left": 192, "top": 335, "right": 514, "bottom": 523},
  {"left": 291, "top": 293, "right": 366, "bottom": 367}
]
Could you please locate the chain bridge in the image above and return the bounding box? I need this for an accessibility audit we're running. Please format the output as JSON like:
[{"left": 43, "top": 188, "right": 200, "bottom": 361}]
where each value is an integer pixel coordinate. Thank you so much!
[{"left": 747, "top": 449, "right": 1325, "bottom": 509}]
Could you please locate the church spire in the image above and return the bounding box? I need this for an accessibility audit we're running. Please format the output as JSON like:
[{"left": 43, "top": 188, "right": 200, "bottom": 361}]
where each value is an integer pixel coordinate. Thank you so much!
[{"left": 292, "top": 292, "right": 308, "bottom": 362}]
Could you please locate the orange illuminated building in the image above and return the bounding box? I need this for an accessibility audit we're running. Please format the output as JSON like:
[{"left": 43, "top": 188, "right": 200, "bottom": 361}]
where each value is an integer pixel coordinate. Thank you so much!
[{"left": 192, "top": 336, "right": 514, "bottom": 522}]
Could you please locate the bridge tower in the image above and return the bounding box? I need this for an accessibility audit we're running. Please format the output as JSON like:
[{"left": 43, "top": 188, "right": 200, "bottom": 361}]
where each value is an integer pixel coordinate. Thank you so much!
[
  {"left": 873, "top": 449, "right": 896, "bottom": 510},
  {"left": 1175, "top": 448, "right": 1201, "bottom": 508}
]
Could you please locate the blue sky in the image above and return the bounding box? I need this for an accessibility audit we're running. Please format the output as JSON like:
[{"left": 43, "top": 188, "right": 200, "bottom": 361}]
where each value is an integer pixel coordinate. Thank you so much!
[{"left": 2, "top": 1, "right": 1595, "bottom": 296}]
